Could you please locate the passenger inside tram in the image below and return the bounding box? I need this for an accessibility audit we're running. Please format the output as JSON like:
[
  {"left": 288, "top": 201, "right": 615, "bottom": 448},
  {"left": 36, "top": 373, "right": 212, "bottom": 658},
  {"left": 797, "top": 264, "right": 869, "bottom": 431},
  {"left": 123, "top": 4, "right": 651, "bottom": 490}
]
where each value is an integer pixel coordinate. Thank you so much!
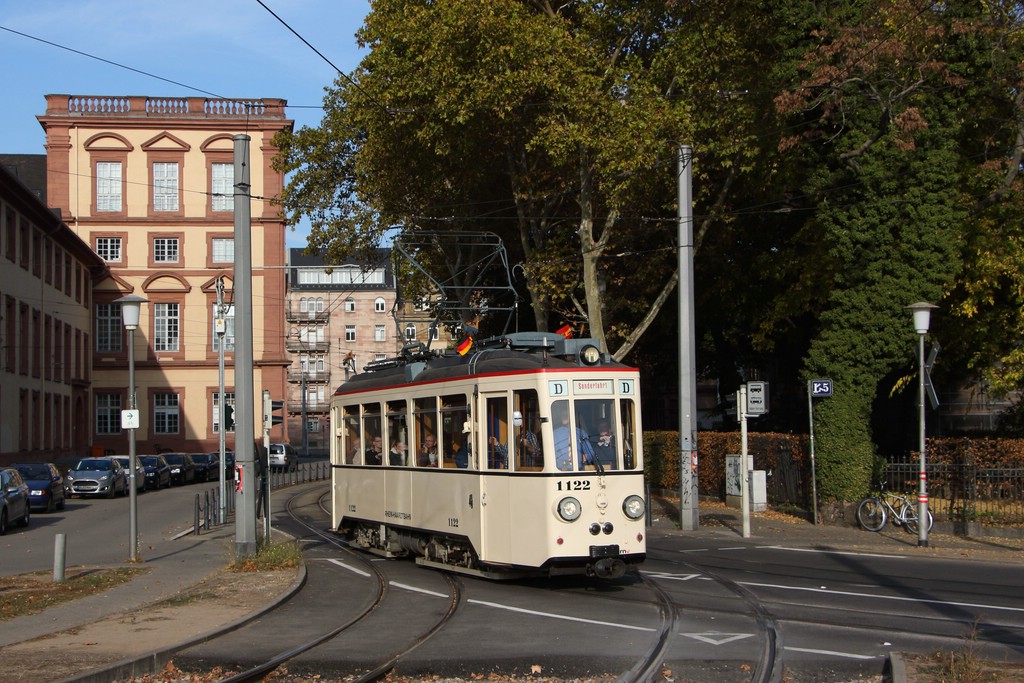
[{"left": 592, "top": 419, "right": 616, "bottom": 469}]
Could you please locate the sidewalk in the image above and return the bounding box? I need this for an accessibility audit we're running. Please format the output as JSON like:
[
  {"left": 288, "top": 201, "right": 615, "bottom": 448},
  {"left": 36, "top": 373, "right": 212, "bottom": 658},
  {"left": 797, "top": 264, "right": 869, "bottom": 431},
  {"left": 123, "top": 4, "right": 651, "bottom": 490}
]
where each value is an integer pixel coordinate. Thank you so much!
[{"left": 649, "top": 496, "right": 1024, "bottom": 561}]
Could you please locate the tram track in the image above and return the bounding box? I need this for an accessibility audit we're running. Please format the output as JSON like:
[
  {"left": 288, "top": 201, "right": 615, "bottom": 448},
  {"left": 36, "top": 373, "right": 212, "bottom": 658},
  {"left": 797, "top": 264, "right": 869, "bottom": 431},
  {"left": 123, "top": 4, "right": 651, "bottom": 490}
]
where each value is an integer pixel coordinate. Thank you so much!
[{"left": 173, "top": 486, "right": 465, "bottom": 683}]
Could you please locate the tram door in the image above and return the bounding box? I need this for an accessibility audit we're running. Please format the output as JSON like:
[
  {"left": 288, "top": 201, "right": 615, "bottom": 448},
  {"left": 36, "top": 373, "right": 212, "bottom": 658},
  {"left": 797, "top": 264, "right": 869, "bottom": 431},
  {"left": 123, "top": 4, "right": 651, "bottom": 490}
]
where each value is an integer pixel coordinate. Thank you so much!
[{"left": 479, "top": 392, "right": 512, "bottom": 562}]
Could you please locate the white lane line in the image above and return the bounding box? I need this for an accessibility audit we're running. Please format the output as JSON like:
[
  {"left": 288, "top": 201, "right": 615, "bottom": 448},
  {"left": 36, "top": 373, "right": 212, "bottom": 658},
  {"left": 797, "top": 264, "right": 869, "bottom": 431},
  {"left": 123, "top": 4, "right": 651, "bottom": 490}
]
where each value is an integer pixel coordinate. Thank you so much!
[
  {"left": 784, "top": 646, "right": 882, "bottom": 660},
  {"left": 643, "top": 572, "right": 702, "bottom": 582},
  {"left": 717, "top": 547, "right": 746, "bottom": 551},
  {"left": 324, "top": 558, "right": 371, "bottom": 576},
  {"left": 759, "top": 545, "right": 906, "bottom": 559},
  {"left": 741, "top": 580, "right": 1024, "bottom": 614},
  {"left": 468, "top": 598, "right": 656, "bottom": 632},
  {"left": 391, "top": 582, "right": 449, "bottom": 598}
]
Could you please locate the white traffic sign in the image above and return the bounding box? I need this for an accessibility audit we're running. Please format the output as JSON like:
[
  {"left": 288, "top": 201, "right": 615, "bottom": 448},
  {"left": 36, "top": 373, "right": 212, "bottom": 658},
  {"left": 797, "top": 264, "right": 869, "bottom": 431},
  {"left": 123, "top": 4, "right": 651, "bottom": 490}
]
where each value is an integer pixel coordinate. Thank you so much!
[
  {"left": 121, "top": 409, "right": 140, "bottom": 429},
  {"left": 810, "top": 378, "right": 833, "bottom": 397},
  {"left": 746, "top": 381, "right": 768, "bottom": 415}
]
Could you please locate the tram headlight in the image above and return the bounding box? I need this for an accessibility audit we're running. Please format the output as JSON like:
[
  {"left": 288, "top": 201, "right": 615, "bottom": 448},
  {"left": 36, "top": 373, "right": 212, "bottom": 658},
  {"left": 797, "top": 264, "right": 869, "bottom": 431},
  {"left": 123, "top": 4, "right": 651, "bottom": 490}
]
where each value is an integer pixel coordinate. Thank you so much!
[
  {"left": 622, "top": 495, "right": 646, "bottom": 520},
  {"left": 557, "top": 496, "right": 582, "bottom": 522}
]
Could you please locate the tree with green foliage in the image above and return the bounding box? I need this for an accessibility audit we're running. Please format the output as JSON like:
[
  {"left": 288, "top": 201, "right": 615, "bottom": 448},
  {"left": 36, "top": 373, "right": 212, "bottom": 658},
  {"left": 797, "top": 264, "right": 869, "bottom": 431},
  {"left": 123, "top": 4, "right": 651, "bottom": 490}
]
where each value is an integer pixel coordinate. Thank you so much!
[
  {"left": 273, "top": 0, "right": 772, "bottom": 357},
  {"left": 762, "top": 0, "right": 1022, "bottom": 499}
]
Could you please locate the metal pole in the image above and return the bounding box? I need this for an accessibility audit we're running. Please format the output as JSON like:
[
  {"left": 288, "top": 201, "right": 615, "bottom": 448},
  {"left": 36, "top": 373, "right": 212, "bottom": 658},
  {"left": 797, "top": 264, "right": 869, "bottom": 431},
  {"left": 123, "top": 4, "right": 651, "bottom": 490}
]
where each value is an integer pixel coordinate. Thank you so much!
[
  {"left": 217, "top": 277, "right": 227, "bottom": 525},
  {"left": 807, "top": 383, "right": 818, "bottom": 525},
  {"left": 677, "top": 143, "right": 699, "bottom": 531},
  {"left": 301, "top": 374, "right": 308, "bottom": 458},
  {"left": 128, "top": 326, "right": 138, "bottom": 562},
  {"left": 233, "top": 134, "right": 257, "bottom": 557},
  {"left": 918, "top": 331, "right": 929, "bottom": 546},
  {"left": 53, "top": 533, "right": 66, "bottom": 583},
  {"left": 740, "top": 385, "right": 750, "bottom": 538}
]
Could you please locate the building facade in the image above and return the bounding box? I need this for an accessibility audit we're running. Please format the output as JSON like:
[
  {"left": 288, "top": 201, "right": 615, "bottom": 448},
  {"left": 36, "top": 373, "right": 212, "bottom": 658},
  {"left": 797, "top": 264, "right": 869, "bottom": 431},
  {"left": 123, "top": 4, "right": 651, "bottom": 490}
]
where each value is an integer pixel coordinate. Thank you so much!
[
  {"left": 38, "top": 94, "right": 293, "bottom": 454},
  {"left": 0, "top": 161, "right": 107, "bottom": 464},
  {"left": 285, "top": 248, "right": 398, "bottom": 453}
]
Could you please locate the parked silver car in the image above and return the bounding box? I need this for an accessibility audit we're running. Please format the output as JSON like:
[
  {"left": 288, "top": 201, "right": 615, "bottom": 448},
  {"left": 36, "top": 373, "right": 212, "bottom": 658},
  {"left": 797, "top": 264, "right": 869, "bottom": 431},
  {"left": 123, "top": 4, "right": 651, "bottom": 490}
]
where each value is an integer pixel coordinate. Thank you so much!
[
  {"left": 268, "top": 443, "right": 297, "bottom": 471},
  {"left": 111, "top": 456, "right": 146, "bottom": 493},
  {"left": 65, "top": 457, "right": 128, "bottom": 498}
]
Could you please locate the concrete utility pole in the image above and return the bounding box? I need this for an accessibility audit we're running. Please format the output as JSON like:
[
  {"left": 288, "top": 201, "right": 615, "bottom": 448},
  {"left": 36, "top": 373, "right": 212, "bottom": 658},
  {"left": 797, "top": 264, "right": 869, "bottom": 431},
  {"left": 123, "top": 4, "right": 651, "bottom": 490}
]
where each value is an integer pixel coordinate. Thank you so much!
[
  {"left": 216, "top": 277, "right": 227, "bottom": 524},
  {"left": 677, "top": 144, "right": 699, "bottom": 531},
  {"left": 233, "top": 134, "right": 258, "bottom": 558}
]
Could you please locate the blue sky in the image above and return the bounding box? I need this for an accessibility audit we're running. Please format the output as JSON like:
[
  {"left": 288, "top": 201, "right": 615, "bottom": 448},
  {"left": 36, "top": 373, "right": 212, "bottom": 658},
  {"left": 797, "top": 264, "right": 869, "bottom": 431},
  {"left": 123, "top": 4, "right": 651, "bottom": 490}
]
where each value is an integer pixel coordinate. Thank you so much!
[{"left": 0, "top": 0, "right": 369, "bottom": 249}]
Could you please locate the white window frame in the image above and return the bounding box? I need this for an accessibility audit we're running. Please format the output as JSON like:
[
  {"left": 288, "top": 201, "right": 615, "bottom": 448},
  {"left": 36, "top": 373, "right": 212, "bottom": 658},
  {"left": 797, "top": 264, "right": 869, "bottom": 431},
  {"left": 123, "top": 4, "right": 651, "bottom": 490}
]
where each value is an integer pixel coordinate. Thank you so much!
[
  {"left": 211, "top": 238, "right": 234, "bottom": 263},
  {"left": 212, "top": 304, "right": 235, "bottom": 352},
  {"left": 344, "top": 297, "right": 355, "bottom": 312},
  {"left": 153, "top": 237, "right": 179, "bottom": 263},
  {"left": 345, "top": 324, "right": 356, "bottom": 342},
  {"left": 95, "top": 303, "right": 122, "bottom": 353},
  {"left": 154, "top": 302, "right": 180, "bottom": 352},
  {"left": 375, "top": 324, "right": 386, "bottom": 342},
  {"left": 153, "top": 393, "right": 180, "bottom": 434},
  {"left": 153, "top": 162, "right": 179, "bottom": 212},
  {"left": 405, "top": 324, "right": 416, "bottom": 341},
  {"left": 211, "top": 163, "right": 234, "bottom": 211},
  {"left": 96, "top": 393, "right": 122, "bottom": 434},
  {"left": 96, "top": 162, "right": 122, "bottom": 212},
  {"left": 96, "top": 237, "right": 122, "bottom": 263},
  {"left": 374, "top": 297, "right": 386, "bottom": 313},
  {"left": 212, "top": 392, "right": 236, "bottom": 433}
]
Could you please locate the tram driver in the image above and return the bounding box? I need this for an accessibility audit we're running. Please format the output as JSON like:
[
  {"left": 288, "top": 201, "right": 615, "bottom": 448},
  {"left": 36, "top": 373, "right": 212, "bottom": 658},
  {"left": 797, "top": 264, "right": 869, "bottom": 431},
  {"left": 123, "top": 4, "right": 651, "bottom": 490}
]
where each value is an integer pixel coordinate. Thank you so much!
[{"left": 552, "top": 402, "right": 595, "bottom": 471}]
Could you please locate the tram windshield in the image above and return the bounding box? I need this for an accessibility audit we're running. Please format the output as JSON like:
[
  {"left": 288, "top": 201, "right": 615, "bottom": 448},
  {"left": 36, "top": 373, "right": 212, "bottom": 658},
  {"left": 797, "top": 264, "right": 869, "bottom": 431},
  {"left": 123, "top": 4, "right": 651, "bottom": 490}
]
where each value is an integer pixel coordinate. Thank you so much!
[{"left": 549, "top": 398, "right": 639, "bottom": 471}]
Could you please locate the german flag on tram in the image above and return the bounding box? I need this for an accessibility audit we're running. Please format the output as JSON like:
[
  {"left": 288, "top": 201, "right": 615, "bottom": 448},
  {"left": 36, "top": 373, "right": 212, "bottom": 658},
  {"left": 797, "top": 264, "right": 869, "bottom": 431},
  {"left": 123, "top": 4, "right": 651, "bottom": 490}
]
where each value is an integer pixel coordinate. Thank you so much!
[
  {"left": 457, "top": 336, "right": 473, "bottom": 355},
  {"left": 555, "top": 323, "right": 573, "bottom": 339}
]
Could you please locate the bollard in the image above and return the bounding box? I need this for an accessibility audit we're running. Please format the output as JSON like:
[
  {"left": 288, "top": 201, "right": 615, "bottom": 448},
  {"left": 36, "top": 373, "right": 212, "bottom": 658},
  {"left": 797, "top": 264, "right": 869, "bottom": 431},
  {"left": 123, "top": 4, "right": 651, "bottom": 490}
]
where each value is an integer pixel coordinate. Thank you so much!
[
  {"left": 204, "top": 490, "right": 211, "bottom": 529},
  {"left": 194, "top": 493, "right": 200, "bottom": 535},
  {"left": 53, "top": 533, "right": 66, "bottom": 583}
]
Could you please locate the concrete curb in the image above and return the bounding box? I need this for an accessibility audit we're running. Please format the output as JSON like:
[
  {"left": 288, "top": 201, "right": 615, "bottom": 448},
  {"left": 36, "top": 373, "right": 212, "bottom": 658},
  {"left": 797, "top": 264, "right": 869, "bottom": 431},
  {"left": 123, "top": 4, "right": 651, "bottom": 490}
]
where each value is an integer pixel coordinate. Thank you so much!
[
  {"left": 57, "top": 563, "right": 307, "bottom": 683},
  {"left": 887, "top": 652, "right": 907, "bottom": 683}
]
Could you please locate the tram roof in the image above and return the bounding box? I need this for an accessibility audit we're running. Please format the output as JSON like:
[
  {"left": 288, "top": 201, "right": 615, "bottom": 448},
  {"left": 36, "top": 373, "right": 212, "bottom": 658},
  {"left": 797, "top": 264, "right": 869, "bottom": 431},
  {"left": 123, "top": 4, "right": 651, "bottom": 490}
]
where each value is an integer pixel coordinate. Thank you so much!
[{"left": 334, "top": 333, "right": 633, "bottom": 396}]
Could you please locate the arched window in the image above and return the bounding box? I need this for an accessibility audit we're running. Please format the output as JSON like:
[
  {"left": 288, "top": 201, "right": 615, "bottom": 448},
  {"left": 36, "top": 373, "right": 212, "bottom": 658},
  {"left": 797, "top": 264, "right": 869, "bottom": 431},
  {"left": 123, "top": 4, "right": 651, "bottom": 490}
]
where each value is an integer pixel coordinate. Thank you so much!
[
  {"left": 405, "top": 324, "right": 416, "bottom": 341},
  {"left": 375, "top": 297, "right": 386, "bottom": 313}
]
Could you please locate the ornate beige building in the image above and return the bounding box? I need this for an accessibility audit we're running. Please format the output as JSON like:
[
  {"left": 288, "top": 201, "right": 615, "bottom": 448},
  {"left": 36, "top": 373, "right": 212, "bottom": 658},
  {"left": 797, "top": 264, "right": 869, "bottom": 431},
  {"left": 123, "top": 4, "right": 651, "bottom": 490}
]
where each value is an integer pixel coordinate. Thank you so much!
[{"left": 37, "top": 94, "right": 293, "bottom": 454}]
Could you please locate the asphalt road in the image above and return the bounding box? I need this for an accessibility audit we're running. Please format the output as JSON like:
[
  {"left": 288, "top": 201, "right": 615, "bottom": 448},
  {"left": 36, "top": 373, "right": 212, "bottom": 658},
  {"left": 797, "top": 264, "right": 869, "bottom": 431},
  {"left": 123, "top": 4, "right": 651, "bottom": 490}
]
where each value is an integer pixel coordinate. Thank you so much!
[{"left": 1, "top": 477, "right": 224, "bottom": 576}]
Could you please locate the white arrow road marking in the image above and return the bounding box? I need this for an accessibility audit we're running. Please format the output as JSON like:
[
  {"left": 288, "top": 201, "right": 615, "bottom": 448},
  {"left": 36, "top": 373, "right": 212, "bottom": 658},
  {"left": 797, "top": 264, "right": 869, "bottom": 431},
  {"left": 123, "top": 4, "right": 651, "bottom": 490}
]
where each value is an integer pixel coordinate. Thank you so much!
[
  {"left": 681, "top": 632, "right": 754, "bottom": 645},
  {"left": 324, "top": 558, "right": 371, "bottom": 576}
]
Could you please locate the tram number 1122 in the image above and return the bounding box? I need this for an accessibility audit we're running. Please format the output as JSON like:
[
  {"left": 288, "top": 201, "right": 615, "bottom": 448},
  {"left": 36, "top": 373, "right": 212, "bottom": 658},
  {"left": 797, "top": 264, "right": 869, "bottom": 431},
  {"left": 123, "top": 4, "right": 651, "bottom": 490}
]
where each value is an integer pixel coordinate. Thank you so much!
[{"left": 557, "top": 480, "right": 592, "bottom": 491}]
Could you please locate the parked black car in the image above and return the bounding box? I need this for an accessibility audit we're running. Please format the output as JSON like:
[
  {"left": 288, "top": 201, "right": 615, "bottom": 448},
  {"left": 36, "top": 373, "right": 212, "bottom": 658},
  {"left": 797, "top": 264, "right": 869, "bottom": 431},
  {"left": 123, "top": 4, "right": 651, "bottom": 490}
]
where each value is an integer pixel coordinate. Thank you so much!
[
  {"left": 139, "top": 455, "right": 172, "bottom": 489},
  {"left": 1, "top": 467, "right": 31, "bottom": 534},
  {"left": 162, "top": 453, "right": 196, "bottom": 485},
  {"left": 12, "top": 462, "right": 65, "bottom": 512},
  {"left": 191, "top": 453, "right": 219, "bottom": 482}
]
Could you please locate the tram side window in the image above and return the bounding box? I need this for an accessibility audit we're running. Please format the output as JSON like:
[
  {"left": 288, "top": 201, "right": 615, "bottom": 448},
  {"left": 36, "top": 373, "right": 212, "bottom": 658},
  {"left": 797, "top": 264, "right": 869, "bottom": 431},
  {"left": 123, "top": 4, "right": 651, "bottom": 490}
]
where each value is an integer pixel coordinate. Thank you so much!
[
  {"left": 363, "top": 404, "right": 383, "bottom": 465},
  {"left": 440, "top": 394, "right": 471, "bottom": 469},
  {"left": 343, "top": 406, "right": 360, "bottom": 464},
  {"left": 414, "top": 397, "right": 439, "bottom": 467},
  {"left": 620, "top": 399, "right": 638, "bottom": 470},
  {"left": 386, "top": 400, "right": 409, "bottom": 466},
  {"left": 513, "top": 389, "right": 542, "bottom": 470},
  {"left": 485, "top": 395, "right": 509, "bottom": 469}
]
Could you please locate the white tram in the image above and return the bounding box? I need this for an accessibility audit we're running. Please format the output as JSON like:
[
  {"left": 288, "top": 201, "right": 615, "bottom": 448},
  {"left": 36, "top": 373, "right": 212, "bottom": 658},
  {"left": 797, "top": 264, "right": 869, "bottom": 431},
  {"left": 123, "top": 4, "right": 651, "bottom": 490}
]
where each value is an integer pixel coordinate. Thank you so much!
[{"left": 330, "top": 331, "right": 647, "bottom": 579}]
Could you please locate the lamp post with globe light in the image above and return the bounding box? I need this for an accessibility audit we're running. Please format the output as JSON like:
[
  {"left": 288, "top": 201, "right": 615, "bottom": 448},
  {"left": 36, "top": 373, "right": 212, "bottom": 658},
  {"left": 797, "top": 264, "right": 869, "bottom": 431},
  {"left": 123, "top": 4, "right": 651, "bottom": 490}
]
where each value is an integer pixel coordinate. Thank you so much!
[
  {"left": 115, "top": 293, "right": 148, "bottom": 562},
  {"left": 907, "top": 301, "right": 937, "bottom": 547}
]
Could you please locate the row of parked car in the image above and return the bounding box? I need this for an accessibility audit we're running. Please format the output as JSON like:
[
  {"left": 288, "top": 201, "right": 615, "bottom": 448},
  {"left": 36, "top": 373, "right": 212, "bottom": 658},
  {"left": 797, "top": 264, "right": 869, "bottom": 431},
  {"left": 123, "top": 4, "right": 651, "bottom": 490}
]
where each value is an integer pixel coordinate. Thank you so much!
[
  {"left": 1, "top": 444, "right": 299, "bottom": 535},
  {"left": 0, "top": 451, "right": 231, "bottom": 536}
]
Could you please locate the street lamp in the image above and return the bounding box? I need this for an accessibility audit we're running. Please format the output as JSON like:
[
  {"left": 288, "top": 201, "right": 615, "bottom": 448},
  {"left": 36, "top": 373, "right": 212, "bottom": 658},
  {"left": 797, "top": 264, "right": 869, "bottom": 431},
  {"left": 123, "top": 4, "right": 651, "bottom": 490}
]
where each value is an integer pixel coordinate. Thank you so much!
[
  {"left": 907, "top": 301, "right": 937, "bottom": 547},
  {"left": 115, "top": 293, "right": 148, "bottom": 562}
]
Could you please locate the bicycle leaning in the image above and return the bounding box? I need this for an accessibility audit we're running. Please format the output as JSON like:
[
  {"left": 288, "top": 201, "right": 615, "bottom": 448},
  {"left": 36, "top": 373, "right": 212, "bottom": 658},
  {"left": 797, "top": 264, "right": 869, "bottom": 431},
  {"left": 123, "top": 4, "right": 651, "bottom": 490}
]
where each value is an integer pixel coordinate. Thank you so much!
[{"left": 856, "top": 481, "right": 934, "bottom": 534}]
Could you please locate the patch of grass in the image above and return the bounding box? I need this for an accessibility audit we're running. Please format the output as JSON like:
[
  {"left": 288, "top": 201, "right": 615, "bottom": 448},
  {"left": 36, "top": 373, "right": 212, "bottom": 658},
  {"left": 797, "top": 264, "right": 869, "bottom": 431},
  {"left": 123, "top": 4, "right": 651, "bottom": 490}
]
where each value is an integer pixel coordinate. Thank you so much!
[
  {"left": 0, "top": 567, "right": 147, "bottom": 621},
  {"left": 230, "top": 540, "right": 303, "bottom": 572},
  {"left": 916, "top": 623, "right": 1003, "bottom": 683}
]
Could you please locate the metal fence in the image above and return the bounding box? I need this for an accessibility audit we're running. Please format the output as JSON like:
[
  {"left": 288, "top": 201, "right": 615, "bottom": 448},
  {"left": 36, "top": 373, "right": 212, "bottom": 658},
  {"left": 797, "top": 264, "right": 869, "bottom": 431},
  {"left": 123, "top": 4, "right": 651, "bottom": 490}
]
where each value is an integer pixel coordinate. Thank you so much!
[
  {"left": 882, "top": 457, "right": 1024, "bottom": 526},
  {"left": 193, "top": 460, "right": 332, "bottom": 534}
]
